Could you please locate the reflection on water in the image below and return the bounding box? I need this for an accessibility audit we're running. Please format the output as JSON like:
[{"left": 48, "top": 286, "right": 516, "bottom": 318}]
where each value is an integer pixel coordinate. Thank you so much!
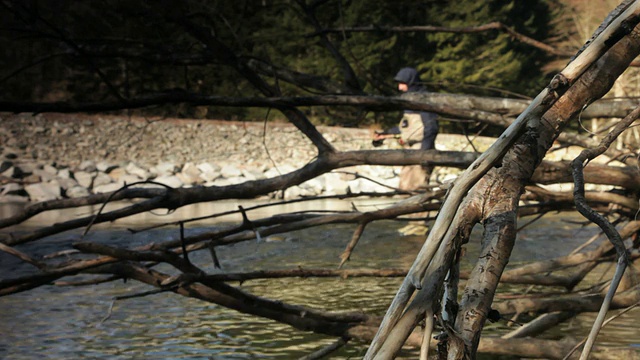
[{"left": 1, "top": 200, "right": 639, "bottom": 358}]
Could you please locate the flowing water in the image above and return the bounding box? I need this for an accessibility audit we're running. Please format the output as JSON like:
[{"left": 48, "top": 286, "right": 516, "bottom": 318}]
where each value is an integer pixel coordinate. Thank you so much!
[{"left": 1, "top": 199, "right": 639, "bottom": 359}]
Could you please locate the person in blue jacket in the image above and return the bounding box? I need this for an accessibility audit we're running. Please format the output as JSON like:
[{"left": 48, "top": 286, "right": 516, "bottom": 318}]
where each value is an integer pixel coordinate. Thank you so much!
[{"left": 374, "top": 67, "right": 439, "bottom": 191}]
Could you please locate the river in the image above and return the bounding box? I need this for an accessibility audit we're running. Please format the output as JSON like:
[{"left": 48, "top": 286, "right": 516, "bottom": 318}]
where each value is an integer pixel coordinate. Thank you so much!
[{"left": 1, "top": 199, "right": 639, "bottom": 359}]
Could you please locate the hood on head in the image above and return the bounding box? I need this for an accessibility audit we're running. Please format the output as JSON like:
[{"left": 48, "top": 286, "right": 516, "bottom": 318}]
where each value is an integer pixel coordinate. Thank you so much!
[{"left": 393, "top": 67, "right": 419, "bottom": 86}]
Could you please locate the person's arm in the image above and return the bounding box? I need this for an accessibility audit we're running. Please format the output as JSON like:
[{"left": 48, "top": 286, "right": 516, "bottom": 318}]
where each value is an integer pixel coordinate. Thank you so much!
[{"left": 372, "top": 126, "right": 401, "bottom": 147}]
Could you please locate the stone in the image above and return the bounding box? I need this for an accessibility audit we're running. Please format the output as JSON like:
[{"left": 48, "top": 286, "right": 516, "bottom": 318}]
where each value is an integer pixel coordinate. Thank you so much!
[
  {"left": 208, "top": 178, "right": 231, "bottom": 187},
  {"left": 1, "top": 183, "right": 24, "bottom": 196},
  {"left": 108, "top": 167, "right": 127, "bottom": 182},
  {"left": 42, "top": 164, "right": 58, "bottom": 175},
  {"left": 56, "top": 177, "right": 79, "bottom": 190},
  {"left": 57, "top": 168, "right": 72, "bottom": 179},
  {"left": 74, "top": 171, "right": 94, "bottom": 188},
  {"left": 220, "top": 164, "right": 242, "bottom": 178},
  {"left": 119, "top": 174, "right": 142, "bottom": 185},
  {"left": 125, "top": 162, "right": 149, "bottom": 179},
  {"left": 225, "top": 176, "right": 246, "bottom": 185},
  {"left": 31, "top": 168, "right": 55, "bottom": 182},
  {"left": 25, "top": 181, "right": 62, "bottom": 202},
  {"left": 196, "top": 162, "right": 220, "bottom": 174},
  {"left": 263, "top": 168, "right": 281, "bottom": 179},
  {"left": 96, "top": 161, "right": 118, "bottom": 173},
  {"left": 199, "top": 170, "right": 221, "bottom": 182},
  {"left": 92, "top": 172, "right": 113, "bottom": 187},
  {"left": 152, "top": 162, "right": 178, "bottom": 176},
  {"left": 301, "top": 177, "right": 325, "bottom": 194},
  {"left": 177, "top": 162, "right": 202, "bottom": 185},
  {"left": 21, "top": 173, "right": 41, "bottom": 184},
  {"left": 284, "top": 186, "right": 302, "bottom": 199},
  {"left": 93, "top": 182, "right": 123, "bottom": 194},
  {"left": 66, "top": 185, "right": 90, "bottom": 198},
  {"left": 242, "top": 168, "right": 264, "bottom": 181},
  {"left": 153, "top": 175, "right": 183, "bottom": 188},
  {"left": 322, "top": 172, "right": 349, "bottom": 195},
  {"left": 78, "top": 160, "right": 97, "bottom": 172}
]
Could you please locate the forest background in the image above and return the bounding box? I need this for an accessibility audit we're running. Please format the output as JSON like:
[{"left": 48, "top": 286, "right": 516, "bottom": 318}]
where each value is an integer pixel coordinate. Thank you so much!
[{"left": 2, "top": 0, "right": 629, "bottom": 132}]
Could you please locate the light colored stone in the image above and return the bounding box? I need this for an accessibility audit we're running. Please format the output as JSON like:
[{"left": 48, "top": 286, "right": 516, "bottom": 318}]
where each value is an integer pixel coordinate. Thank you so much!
[
  {"left": 153, "top": 175, "right": 183, "bottom": 188},
  {"left": 42, "top": 164, "right": 58, "bottom": 175},
  {"left": 242, "top": 168, "right": 264, "bottom": 181},
  {"left": 74, "top": 171, "right": 94, "bottom": 188},
  {"left": 78, "top": 160, "right": 96, "bottom": 172},
  {"left": 108, "top": 167, "right": 127, "bottom": 181},
  {"left": 220, "top": 164, "right": 242, "bottom": 178},
  {"left": 119, "top": 174, "right": 142, "bottom": 185},
  {"left": 57, "top": 168, "right": 72, "bottom": 179},
  {"left": 125, "top": 162, "right": 149, "bottom": 179},
  {"left": 208, "top": 178, "right": 231, "bottom": 187},
  {"left": 93, "top": 182, "right": 123, "bottom": 194},
  {"left": 57, "top": 177, "right": 79, "bottom": 190},
  {"left": 301, "top": 177, "right": 325, "bottom": 194},
  {"left": 177, "top": 162, "right": 202, "bottom": 185},
  {"left": 225, "top": 176, "right": 246, "bottom": 185},
  {"left": 153, "top": 162, "right": 178, "bottom": 176},
  {"left": 96, "top": 161, "right": 117, "bottom": 173},
  {"left": 1, "top": 183, "right": 23, "bottom": 195},
  {"left": 25, "top": 180, "right": 61, "bottom": 202},
  {"left": 199, "top": 170, "right": 221, "bottom": 182},
  {"left": 93, "top": 172, "right": 113, "bottom": 187},
  {"left": 196, "top": 162, "right": 220, "bottom": 174},
  {"left": 32, "top": 168, "right": 56, "bottom": 182},
  {"left": 66, "top": 185, "right": 90, "bottom": 198},
  {"left": 284, "top": 186, "right": 302, "bottom": 199},
  {"left": 322, "top": 172, "right": 349, "bottom": 195}
]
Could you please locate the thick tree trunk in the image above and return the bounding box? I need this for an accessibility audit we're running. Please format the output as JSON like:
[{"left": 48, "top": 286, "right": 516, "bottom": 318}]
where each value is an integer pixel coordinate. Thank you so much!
[{"left": 448, "top": 5, "right": 640, "bottom": 358}]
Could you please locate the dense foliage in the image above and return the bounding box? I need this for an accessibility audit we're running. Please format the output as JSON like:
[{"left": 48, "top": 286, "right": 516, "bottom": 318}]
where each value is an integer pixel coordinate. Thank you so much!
[{"left": 0, "top": 0, "right": 554, "bottom": 125}]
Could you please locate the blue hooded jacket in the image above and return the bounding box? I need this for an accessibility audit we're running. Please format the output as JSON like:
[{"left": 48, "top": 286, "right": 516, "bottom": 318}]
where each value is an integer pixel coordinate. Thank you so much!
[{"left": 393, "top": 67, "right": 438, "bottom": 150}]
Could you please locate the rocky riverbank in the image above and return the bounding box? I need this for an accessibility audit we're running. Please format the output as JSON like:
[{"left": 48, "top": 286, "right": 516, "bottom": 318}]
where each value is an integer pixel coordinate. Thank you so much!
[{"left": 0, "top": 113, "right": 491, "bottom": 203}]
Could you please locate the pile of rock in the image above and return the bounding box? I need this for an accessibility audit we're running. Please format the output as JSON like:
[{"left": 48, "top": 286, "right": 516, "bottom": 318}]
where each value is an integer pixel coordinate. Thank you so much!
[
  {"left": 0, "top": 157, "right": 401, "bottom": 203},
  {"left": 0, "top": 113, "right": 394, "bottom": 203},
  {"left": 0, "top": 113, "right": 493, "bottom": 203}
]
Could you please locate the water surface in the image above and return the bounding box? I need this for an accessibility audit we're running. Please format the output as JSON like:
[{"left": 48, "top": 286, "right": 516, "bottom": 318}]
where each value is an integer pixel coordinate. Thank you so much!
[{"left": 1, "top": 200, "right": 639, "bottom": 359}]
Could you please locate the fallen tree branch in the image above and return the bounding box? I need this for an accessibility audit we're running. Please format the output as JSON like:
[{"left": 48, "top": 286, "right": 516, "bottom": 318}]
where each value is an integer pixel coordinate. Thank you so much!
[{"left": 570, "top": 104, "right": 640, "bottom": 360}]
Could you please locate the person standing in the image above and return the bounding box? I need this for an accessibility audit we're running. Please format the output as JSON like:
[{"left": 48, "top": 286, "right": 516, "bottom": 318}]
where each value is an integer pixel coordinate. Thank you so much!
[
  {"left": 373, "top": 67, "right": 439, "bottom": 236},
  {"left": 375, "top": 67, "right": 439, "bottom": 191}
]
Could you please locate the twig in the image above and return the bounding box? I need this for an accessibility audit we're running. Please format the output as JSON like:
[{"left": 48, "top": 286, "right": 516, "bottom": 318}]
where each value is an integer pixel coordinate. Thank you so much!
[
  {"left": 571, "top": 105, "right": 640, "bottom": 359},
  {"left": 239, "top": 205, "right": 262, "bottom": 242},
  {"left": 298, "top": 337, "right": 349, "bottom": 360},
  {"left": 179, "top": 221, "right": 191, "bottom": 265},
  {"left": 563, "top": 301, "right": 640, "bottom": 360},
  {"left": 338, "top": 220, "right": 369, "bottom": 268},
  {"left": 420, "top": 310, "right": 434, "bottom": 360},
  {"left": 82, "top": 180, "right": 173, "bottom": 239},
  {"left": 98, "top": 300, "right": 115, "bottom": 325},
  {"left": 0, "top": 242, "right": 45, "bottom": 269}
]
